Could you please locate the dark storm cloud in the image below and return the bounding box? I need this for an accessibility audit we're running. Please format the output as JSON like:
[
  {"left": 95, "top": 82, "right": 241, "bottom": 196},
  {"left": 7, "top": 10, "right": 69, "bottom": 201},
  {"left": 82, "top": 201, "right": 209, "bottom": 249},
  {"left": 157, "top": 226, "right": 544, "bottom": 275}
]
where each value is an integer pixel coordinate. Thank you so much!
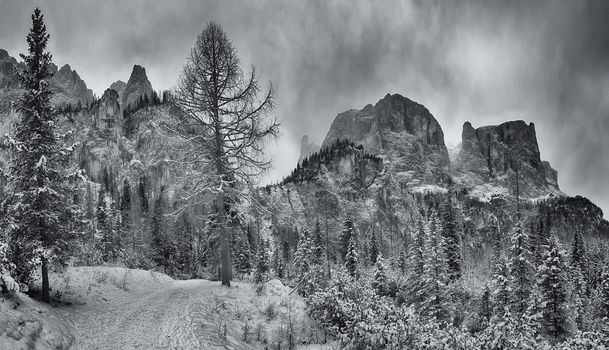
[{"left": 0, "top": 0, "right": 607, "bottom": 215}]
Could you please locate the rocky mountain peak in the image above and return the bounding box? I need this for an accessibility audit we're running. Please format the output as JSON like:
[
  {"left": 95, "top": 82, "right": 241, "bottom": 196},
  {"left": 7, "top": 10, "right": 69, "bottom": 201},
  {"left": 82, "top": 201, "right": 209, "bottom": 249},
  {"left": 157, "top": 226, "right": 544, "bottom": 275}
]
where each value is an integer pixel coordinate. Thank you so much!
[
  {"left": 321, "top": 93, "right": 449, "bottom": 183},
  {"left": 455, "top": 120, "right": 559, "bottom": 195},
  {"left": 49, "top": 63, "right": 94, "bottom": 106},
  {"left": 122, "top": 64, "right": 153, "bottom": 110}
]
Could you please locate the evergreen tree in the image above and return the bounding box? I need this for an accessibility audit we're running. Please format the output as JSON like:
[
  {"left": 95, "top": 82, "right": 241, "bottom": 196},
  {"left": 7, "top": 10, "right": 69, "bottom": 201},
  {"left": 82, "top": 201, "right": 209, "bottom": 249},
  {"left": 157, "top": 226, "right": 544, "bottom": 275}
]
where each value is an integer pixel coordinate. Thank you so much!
[
  {"left": 369, "top": 231, "right": 379, "bottom": 265},
  {"left": 340, "top": 215, "right": 355, "bottom": 261},
  {"left": 508, "top": 222, "right": 533, "bottom": 317},
  {"left": 538, "top": 237, "right": 570, "bottom": 341},
  {"left": 254, "top": 240, "right": 270, "bottom": 284},
  {"left": 410, "top": 220, "right": 425, "bottom": 277},
  {"left": 440, "top": 184, "right": 462, "bottom": 281},
  {"left": 569, "top": 229, "right": 588, "bottom": 330},
  {"left": 372, "top": 255, "right": 388, "bottom": 295},
  {"left": 293, "top": 229, "right": 312, "bottom": 281},
  {"left": 479, "top": 285, "right": 492, "bottom": 324},
  {"left": 345, "top": 234, "right": 358, "bottom": 278},
  {"left": 492, "top": 256, "right": 511, "bottom": 318},
  {"left": 97, "top": 188, "right": 119, "bottom": 262},
  {"left": 311, "top": 218, "right": 324, "bottom": 265},
  {"left": 397, "top": 249, "right": 407, "bottom": 275},
  {"left": 418, "top": 214, "right": 451, "bottom": 322},
  {"left": 571, "top": 229, "right": 586, "bottom": 272},
  {"left": 271, "top": 245, "right": 284, "bottom": 279},
  {"left": 2, "top": 8, "right": 83, "bottom": 303},
  {"left": 593, "top": 266, "right": 609, "bottom": 320},
  {"left": 151, "top": 191, "right": 177, "bottom": 274},
  {"left": 234, "top": 233, "right": 252, "bottom": 278}
]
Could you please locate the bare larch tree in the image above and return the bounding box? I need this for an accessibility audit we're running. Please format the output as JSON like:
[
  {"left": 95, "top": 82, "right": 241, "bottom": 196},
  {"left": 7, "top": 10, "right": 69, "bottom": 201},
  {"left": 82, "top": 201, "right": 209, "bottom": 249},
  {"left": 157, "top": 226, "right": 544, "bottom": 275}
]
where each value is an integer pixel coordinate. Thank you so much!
[{"left": 172, "top": 22, "right": 279, "bottom": 287}]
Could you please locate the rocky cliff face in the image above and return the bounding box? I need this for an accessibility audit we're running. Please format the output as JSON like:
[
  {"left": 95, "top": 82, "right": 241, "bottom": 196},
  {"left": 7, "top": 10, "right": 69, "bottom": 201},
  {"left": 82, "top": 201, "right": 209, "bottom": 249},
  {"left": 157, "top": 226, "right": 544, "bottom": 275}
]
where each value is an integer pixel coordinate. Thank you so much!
[
  {"left": 321, "top": 93, "right": 449, "bottom": 183},
  {"left": 0, "top": 49, "right": 21, "bottom": 90},
  {"left": 122, "top": 65, "right": 153, "bottom": 110},
  {"left": 109, "top": 80, "right": 127, "bottom": 105},
  {"left": 50, "top": 64, "right": 94, "bottom": 107},
  {"left": 90, "top": 89, "right": 122, "bottom": 140},
  {"left": 455, "top": 120, "right": 559, "bottom": 196}
]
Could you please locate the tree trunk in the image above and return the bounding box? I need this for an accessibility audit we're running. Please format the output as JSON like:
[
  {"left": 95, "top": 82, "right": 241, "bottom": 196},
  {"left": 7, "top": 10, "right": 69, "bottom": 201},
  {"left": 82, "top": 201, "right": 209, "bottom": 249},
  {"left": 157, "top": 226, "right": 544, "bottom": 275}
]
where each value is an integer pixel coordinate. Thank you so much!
[
  {"left": 41, "top": 256, "right": 50, "bottom": 303},
  {"left": 218, "top": 190, "right": 232, "bottom": 287}
]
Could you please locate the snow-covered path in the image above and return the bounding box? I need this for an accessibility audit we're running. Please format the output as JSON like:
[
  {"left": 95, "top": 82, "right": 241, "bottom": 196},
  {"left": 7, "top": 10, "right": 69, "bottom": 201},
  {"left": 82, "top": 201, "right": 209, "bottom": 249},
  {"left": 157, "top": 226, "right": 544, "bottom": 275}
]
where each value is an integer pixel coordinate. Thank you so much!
[{"left": 59, "top": 279, "right": 254, "bottom": 350}]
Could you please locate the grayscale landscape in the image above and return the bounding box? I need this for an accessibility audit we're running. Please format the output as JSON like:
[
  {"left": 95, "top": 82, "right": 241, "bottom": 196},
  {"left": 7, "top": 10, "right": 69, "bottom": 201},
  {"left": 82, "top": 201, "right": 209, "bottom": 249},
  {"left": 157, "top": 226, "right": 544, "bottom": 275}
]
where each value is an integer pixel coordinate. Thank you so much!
[{"left": 1, "top": 1, "right": 608, "bottom": 349}]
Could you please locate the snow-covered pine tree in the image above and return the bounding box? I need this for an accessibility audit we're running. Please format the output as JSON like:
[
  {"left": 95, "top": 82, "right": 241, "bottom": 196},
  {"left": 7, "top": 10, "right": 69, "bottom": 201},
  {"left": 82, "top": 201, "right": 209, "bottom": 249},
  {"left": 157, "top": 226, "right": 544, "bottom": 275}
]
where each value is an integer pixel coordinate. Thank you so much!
[
  {"left": 369, "top": 231, "right": 379, "bottom": 265},
  {"left": 410, "top": 219, "right": 425, "bottom": 278},
  {"left": 253, "top": 239, "right": 270, "bottom": 284},
  {"left": 440, "top": 183, "right": 462, "bottom": 281},
  {"left": 345, "top": 234, "right": 358, "bottom": 278},
  {"left": 293, "top": 229, "right": 312, "bottom": 281},
  {"left": 594, "top": 266, "right": 609, "bottom": 320},
  {"left": 2, "top": 8, "right": 84, "bottom": 303},
  {"left": 569, "top": 229, "right": 588, "bottom": 331},
  {"left": 372, "top": 255, "right": 388, "bottom": 295},
  {"left": 479, "top": 285, "right": 492, "bottom": 324},
  {"left": 492, "top": 256, "right": 511, "bottom": 319},
  {"left": 508, "top": 221, "right": 534, "bottom": 317},
  {"left": 403, "top": 219, "right": 426, "bottom": 305},
  {"left": 234, "top": 233, "right": 252, "bottom": 278},
  {"left": 271, "top": 246, "right": 284, "bottom": 279},
  {"left": 340, "top": 215, "right": 355, "bottom": 261},
  {"left": 397, "top": 249, "right": 407, "bottom": 275},
  {"left": 538, "top": 236, "right": 570, "bottom": 341},
  {"left": 150, "top": 191, "right": 178, "bottom": 274},
  {"left": 311, "top": 218, "right": 324, "bottom": 265},
  {"left": 418, "top": 213, "right": 451, "bottom": 322}
]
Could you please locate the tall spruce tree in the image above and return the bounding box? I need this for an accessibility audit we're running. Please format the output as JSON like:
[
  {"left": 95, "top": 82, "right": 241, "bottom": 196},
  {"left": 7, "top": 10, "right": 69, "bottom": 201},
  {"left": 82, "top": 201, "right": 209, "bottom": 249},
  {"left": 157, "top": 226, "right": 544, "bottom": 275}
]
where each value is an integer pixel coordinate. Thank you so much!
[
  {"left": 440, "top": 184, "right": 462, "bottom": 281},
  {"left": 492, "top": 256, "right": 511, "bottom": 318},
  {"left": 538, "top": 237, "right": 570, "bottom": 341},
  {"left": 253, "top": 240, "right": 270, "bottom": 283},
  {"left": 345, "top": 234, "right": 358, "bottom": 278},
  {"left": 418, "top": 213, "right": 451, "bottom": 322},
  {"left": 372, "top": 255, "right": 389, "bottom": 295},
  {"left": 293, "top": 229, "right": 312, "bottom": 281},
  {"left": 2, "top": 8, "right": 83, "bottom": 303},
  {"left": 311, "top": 218, "right": 324, "bottom": 265},
  {"left": 340, "top": 215, "right": 355, "bottom": 261},
  {"left": 508, "top": 222, "right": 533, "bottom": 317},
  {"left": 369, "top": 231, "right": 379, "bottom": 265}
]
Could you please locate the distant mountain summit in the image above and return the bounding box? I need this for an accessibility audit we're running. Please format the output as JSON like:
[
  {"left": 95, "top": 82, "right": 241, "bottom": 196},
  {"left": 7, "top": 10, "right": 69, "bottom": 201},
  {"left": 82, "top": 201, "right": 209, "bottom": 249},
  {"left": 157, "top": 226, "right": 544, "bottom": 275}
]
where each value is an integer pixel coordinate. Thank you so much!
[
  {"left": 309, "top": 93, "right": 561, "bottom": 198},
  {"left": 122, "top": 65, "right": 153, "bottom": 110},
  {"left": 50, "top": 63, "right": 94, "bottom": 107},
  {"left": 454, "top": 120, "right": 560, "bottom": 197},
  {"left": 321, "top": 93, "right": 449, "bottom": 184}
]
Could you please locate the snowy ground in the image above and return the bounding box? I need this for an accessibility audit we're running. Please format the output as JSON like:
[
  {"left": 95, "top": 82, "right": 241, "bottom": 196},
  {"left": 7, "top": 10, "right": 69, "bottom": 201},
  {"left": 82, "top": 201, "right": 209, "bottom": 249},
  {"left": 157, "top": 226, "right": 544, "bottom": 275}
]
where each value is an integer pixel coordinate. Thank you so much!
[{"left": 1, "top": 266, "right": 334, "bottom": 350}]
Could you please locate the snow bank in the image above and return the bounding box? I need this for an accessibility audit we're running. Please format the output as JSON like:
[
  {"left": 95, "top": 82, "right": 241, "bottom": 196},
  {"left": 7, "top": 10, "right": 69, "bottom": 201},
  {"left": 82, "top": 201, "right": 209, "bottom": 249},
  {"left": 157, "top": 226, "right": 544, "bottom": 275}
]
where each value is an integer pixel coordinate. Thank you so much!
[
  {"left": 410, "top": 184, "right": 448, "bottom": 195},
  {"left": 0, "top": 292, "right": 74, "bottom": 350},
  {"left": 45, "top": 266, "right": 173, "bottom": 306},
  {"left": 261, "top": 279, "right": 292, "bottom": 297},
  {"left": 468, "top": 183, "right": 510, "bottom": 203}
]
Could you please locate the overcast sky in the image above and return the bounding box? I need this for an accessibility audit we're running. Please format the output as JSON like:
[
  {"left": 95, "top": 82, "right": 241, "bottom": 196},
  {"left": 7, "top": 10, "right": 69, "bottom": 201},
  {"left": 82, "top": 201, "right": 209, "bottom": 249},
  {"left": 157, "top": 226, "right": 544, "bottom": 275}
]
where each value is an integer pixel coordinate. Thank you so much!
[{"left": 1, "top": 0, "right": 608, "bottom": 217}]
